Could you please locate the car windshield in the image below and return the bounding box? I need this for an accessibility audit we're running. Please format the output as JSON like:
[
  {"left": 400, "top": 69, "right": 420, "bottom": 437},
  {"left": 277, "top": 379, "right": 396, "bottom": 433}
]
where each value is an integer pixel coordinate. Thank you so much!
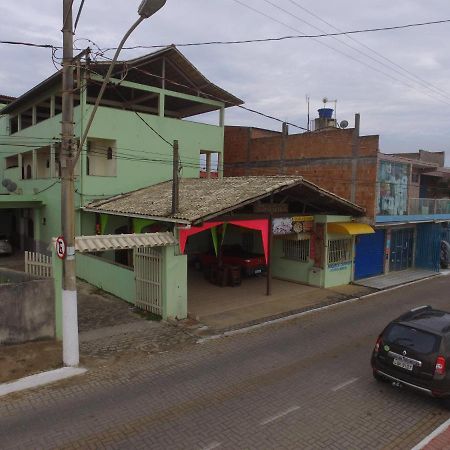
[{"left": 384, "top": 324, "right": 441, "bottom": 354}]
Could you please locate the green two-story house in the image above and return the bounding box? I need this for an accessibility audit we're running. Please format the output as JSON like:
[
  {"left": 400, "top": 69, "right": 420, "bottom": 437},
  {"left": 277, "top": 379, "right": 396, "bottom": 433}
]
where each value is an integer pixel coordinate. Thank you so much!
[{"left": 0, "top": 45, "right": 242, "bottom": 253}]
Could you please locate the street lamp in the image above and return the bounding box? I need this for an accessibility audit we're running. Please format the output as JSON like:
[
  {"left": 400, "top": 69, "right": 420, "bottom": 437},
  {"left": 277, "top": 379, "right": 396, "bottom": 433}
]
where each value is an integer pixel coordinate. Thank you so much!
[
  {"left": 138, "top": 0, "right": 167, "bottom": 18},
  {"left": 61, "top": 0, "right": 167, "bottom": 367}
]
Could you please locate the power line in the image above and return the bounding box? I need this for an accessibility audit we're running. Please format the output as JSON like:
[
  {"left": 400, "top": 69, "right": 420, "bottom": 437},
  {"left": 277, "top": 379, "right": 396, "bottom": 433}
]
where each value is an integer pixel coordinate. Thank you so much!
[
  {"left": 98, "top": 59, "right": 308, "bottom": 131},
  {"left": 230, "top": 0, "right": 450, "bottom": 106},
  {"left": 0, "top": 40, "right": 60, "bottom": 50},
  {"left": 283, "top": 0, "right": 450, "bottom": 103},
  {"left": 3, "top": 17, "right": 450, "bottom": 52},
  {"left": 88, "top": 75, "right": 173, "bottom": 148},
  {"left": 115, "top": 18, "right": 450, "bottom": 50}
]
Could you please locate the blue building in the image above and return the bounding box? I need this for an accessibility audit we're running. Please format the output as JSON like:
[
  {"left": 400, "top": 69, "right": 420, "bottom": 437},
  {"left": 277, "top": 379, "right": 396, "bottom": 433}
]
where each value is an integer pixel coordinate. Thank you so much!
[{"left": 354, "top": 151, "right": 450, "bottom": 280}]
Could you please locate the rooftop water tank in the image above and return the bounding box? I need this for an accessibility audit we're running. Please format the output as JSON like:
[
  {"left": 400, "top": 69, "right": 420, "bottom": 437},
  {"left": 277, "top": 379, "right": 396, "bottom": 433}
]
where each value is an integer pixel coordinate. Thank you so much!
[{"left": 318, "top": 108, "right": 334, "bottom": 119}]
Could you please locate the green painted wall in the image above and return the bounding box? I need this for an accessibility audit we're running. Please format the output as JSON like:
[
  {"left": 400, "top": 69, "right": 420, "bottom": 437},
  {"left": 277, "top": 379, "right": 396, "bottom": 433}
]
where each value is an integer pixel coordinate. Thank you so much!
[
  {"left": 323, "top": 232, "right": 354, "bottom": 288},
  {"left": 271, "top": 215, "right": 355, "bottom": 288},
  {"left": 271, "top": 238, "right": 313, "bottom": 284},
  {"left": 162, "top": 246, "right": 187, "bottom": 320},
  {"left": 0, "top": 81, "right": 225, "bottom": 252},
  {"left": 76, "top": 253, "right": 135, "bottom": 303}
]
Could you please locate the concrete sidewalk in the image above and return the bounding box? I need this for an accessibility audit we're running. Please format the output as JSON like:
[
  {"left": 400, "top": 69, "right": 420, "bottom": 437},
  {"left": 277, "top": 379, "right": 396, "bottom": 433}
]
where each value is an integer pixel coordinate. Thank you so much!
[
  {"left": 354, "top": 268, "right": 438, "bottom": 289},
  {"left": 187, "top": 272, "right": 374, "bottom": 333}
]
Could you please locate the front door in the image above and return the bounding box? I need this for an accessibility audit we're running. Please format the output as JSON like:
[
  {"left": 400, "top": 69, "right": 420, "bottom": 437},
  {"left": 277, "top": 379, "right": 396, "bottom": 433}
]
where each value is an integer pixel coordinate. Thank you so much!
[{"left": 389, "top": 228, "right": 414, "bottom": 272}]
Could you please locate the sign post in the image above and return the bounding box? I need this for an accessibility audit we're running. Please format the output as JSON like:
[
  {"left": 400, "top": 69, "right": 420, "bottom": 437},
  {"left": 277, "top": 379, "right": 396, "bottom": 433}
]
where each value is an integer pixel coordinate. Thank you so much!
[{"left": 55, "top": 236, "right": 67, "bottom": 260}]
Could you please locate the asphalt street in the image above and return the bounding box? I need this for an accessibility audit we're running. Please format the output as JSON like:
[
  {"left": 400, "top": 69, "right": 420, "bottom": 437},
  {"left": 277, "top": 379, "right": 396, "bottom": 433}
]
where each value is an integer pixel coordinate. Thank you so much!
[{"left": 1, "top": 275, "right": 450, "bottom": 449}]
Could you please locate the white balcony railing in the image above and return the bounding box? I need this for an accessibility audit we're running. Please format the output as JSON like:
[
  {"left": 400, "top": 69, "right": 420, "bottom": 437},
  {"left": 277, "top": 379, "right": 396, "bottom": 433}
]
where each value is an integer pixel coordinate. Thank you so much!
[{"left": 409, "top": 198, "right": 450, "bottom": 215}]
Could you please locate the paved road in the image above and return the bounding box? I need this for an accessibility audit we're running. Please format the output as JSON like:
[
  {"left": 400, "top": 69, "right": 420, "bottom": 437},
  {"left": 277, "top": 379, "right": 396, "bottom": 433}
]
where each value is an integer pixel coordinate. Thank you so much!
[{"left": 1, "top": 275, "right": 450, "bottom": 449}]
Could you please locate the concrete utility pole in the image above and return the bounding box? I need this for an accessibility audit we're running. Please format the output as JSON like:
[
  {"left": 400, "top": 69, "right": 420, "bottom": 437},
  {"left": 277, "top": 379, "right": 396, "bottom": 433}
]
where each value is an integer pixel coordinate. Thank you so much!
[
  {"left": 61, "top": 0, "right": 79, "bottom": 366},
  {"left": 59, "top": 0, "right": 168, "bottom": 367},
  {"left": 172, "top": 140, "right": 179, "bottom": 214}
]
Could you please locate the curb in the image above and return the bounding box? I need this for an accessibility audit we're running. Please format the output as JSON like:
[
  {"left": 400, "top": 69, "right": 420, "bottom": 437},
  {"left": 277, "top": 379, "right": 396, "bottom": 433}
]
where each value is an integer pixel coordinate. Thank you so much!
[
  {"left": 0, "top": 367, "right": 87, "bottom": 398},
  {"left": 411, "top": 417, "right": 450, "bottom": 450},
  {"left": 197, "top": 273, "right": 441, "bottom": 344}
]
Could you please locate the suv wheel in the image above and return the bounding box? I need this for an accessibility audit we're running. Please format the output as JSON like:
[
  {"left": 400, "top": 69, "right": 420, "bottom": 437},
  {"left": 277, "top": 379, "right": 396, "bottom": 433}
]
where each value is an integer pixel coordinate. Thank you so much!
[
  {"left": 441, "top": 397, "right": 450, "bottom": 410},
  {"left": 373, "top": 370, "right": 388, "bottom": 383}
]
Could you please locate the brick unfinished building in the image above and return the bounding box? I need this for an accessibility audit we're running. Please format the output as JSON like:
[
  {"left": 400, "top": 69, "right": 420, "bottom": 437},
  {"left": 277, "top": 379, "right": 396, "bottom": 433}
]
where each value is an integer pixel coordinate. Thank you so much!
[{"left": 224, "top": 115, "right": 380, "bottom": 219}]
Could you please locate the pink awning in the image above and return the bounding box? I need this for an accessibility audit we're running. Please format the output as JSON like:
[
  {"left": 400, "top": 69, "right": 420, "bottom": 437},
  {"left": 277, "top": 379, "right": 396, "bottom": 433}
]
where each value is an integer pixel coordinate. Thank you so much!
[
  {"left": 178, "top": 222, "right": 223, "bottom": 254},
  {"left": 229, "top": 219, "right": 269, "bottom": 264},
  {"left": 178, "top": 219, "right": 269, "bottom": 264}
]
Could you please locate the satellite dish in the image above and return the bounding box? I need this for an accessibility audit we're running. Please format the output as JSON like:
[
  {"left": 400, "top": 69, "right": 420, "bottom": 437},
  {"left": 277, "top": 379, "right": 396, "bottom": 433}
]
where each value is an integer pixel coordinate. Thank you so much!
[
  {"left": 2, "top": 179, "right": 11, "bottom": 188},
  {"left": 340, "top": 120, "right": 349, "bottom": 129}
]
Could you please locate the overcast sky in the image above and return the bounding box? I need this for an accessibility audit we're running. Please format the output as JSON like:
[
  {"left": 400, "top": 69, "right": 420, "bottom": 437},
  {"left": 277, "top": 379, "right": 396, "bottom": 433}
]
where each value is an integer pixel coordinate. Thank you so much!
[{"left": 1, "top": 0, "right": 449, "bottom": 163}]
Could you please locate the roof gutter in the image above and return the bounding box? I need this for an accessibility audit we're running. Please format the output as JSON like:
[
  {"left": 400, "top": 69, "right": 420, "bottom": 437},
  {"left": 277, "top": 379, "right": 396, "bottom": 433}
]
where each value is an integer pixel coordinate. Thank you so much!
[{"left": 82, "top": 207, "right": 191, "bottom": 225}]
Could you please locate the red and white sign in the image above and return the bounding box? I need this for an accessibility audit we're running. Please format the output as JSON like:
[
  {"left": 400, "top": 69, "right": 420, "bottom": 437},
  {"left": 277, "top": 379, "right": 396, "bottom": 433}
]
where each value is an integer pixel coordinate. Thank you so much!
[{"left": 55, "top": 236, "right": 67, "bottom": 260}]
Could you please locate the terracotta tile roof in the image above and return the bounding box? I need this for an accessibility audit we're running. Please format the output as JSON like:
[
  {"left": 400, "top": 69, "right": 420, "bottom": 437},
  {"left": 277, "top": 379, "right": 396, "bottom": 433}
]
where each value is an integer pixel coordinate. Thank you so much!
[{"left": 84, "top": 176, "right": 365, "bottom": 224}]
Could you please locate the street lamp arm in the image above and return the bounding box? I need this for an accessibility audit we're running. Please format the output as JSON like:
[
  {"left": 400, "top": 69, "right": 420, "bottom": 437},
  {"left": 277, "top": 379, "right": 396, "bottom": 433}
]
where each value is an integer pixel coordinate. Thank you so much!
[{"left": 73, "top": 16, "right": 145, "bottom": 167}]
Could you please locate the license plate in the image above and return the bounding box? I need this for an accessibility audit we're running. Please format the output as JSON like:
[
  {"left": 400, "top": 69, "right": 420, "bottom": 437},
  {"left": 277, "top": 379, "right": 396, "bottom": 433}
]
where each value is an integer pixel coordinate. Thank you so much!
[
  {"left": 393, "top": 358, "right": 413, "bottom": 371},
  {"left": 254, "top": 269, "right": 262, "bottom": 274}
]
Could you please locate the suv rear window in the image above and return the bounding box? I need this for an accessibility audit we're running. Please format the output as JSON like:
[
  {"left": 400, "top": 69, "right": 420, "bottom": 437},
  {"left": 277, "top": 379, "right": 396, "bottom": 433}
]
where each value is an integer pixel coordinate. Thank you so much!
[{"left": 384, "top": 324, "right": 441, "bottom": 354}]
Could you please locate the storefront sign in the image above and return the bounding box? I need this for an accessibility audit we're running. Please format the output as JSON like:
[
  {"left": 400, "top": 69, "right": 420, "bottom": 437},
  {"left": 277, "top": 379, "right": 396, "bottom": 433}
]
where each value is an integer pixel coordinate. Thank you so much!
[
  {"left": 273, "top": 216, "right": 315, "bottom": 235},
  {"left": 272, "top": 217, "right": 294, "bottom": 235},
  {"left": 292, "top": 216, "right": 314, "bottom": 222},
  {"left": 253, "top": 203, "right": 289, "bottom": 214},
  {"left": 328, "top": 262, "right": 352, "bottom": 272}
]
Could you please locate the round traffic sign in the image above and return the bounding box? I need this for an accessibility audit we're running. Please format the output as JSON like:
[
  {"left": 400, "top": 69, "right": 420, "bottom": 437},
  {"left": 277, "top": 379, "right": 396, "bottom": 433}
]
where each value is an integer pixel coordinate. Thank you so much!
[{"left": 55, "top": 236, "right": 67, "bottom": 260}]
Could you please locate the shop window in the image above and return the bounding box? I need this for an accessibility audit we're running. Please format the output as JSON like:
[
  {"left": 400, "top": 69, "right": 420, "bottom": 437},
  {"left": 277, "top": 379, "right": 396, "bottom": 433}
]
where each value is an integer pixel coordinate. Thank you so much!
[
  {"left": 282, "top": 239, "right": 310, "bottom": 262},
  {"left": 328, "top": 239, "right": 352, "bottom": 264}
]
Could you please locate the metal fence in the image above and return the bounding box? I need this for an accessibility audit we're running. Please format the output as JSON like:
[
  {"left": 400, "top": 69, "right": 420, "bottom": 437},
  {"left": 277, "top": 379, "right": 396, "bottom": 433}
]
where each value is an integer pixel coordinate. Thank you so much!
[
  {"left": 25, "top": 251, "right": 53, "bottom": 278},
  {"left": 409, "top": 198, "right": 450, "bottom": 215}
]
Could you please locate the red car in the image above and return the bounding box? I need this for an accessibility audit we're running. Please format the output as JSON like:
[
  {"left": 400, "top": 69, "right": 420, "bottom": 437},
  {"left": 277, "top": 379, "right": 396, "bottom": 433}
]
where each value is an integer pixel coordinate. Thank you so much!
[{"left": 199, "top": 245, "right": 266, "bottom": 276}]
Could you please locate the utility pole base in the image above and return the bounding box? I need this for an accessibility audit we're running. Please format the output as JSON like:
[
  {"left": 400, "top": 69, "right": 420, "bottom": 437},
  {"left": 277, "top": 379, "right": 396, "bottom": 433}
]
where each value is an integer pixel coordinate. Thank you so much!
[{"left": 62, "top": 289, "right": 80, "bottom": 367}]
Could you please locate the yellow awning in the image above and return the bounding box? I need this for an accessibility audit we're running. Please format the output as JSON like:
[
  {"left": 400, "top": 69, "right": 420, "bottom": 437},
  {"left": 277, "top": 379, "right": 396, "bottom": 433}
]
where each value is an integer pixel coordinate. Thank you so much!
[{"left": 327, "top": 222, "right": 375, "bottom": 235}]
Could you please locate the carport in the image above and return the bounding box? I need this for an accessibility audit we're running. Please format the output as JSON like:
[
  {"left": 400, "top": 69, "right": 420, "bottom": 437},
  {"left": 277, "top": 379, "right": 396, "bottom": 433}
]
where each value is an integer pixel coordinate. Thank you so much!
[
  {"left": 83, "top": 176, "right": 370, "bottom": 323},
  {"left": 0, "top": 195, "right": 43, "bottom": 252}
]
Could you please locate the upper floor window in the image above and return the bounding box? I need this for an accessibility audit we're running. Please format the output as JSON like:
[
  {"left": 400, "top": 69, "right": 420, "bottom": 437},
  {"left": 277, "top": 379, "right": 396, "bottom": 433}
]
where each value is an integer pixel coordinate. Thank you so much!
[
  {"left": 86, "top": 139, "right": 117, "bottom": 177},
  {"left": 200, "top": 150, "right": 220, "bottom": 178}
]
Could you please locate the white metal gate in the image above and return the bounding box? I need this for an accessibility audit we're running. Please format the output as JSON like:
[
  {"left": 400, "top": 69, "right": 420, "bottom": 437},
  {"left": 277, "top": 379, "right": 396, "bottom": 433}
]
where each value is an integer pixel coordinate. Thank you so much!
[
  {"left": 134, "top": 247, "right": 162, "bottom": 315},
  {"left": 25, "top": 251, "right": 53, "bottom": 278}
]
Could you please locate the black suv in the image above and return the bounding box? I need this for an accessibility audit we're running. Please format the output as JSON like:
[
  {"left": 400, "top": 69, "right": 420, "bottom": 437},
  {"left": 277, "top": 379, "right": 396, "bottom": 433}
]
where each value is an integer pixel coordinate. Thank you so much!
[{"left": 371, "top": 306, "right": 450, "bottom": 407}]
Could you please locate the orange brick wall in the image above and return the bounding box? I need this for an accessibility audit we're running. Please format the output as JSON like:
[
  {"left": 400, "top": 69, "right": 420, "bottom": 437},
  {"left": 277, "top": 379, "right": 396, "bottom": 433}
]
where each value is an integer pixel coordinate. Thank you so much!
[{"left": 224, "top": 126, "right": 379, "bottom": 218}]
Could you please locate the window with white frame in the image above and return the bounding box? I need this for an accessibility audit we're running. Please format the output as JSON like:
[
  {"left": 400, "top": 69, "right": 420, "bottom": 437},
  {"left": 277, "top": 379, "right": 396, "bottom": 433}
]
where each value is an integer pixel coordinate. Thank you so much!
[
  {"left": 328, "top": 239, "right": 352, "bottom": 264},
  {"left": 282, "top": 238, "right": 310, "bottom": 262}
]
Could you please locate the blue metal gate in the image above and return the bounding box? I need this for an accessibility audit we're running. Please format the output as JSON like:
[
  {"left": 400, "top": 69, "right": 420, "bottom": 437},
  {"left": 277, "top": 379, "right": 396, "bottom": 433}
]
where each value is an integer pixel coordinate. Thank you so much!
[
  {"left": 415, "top": 223, "right": 441, "bottom": 272},
  {"left": 355, "top": 230, "right": 385, "bottom": 280}
]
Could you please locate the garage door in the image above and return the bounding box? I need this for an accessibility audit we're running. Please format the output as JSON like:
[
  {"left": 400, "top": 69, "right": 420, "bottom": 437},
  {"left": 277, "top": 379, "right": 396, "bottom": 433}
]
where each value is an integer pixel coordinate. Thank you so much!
[{"left": 354, "top": 230, "right": 385, "bottom": 280}]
